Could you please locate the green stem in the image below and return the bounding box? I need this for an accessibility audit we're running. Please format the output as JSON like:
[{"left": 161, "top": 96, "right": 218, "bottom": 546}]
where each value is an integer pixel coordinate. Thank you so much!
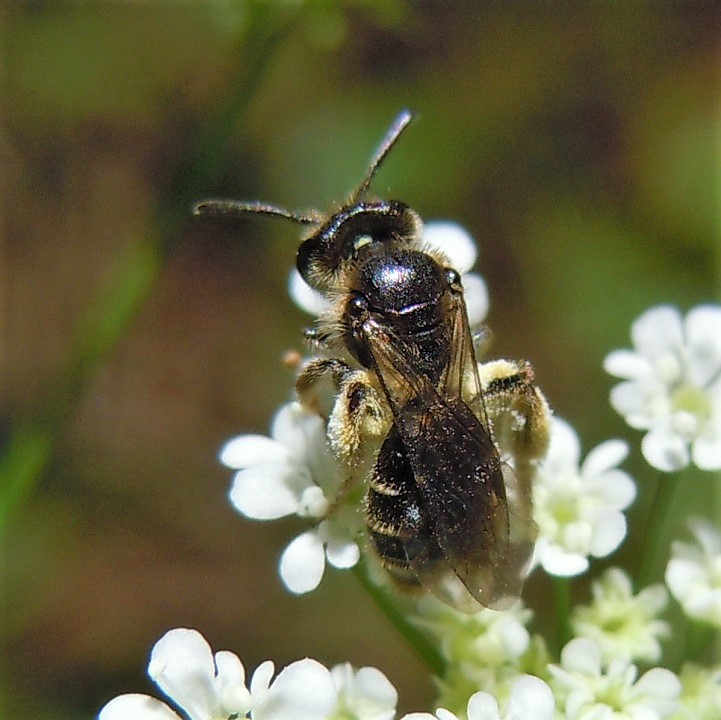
[
  {"left": 353, "top": 560, "right": 447, "bottom": 678},
  {"left": 637, "top": 472, "right": 683, "bottom": 589},
  {"left": 553, "top": 576, "right": 572, "bottom": 654},
  {"left": 0, "top": 9, "right": 299, "bottom": 529}
]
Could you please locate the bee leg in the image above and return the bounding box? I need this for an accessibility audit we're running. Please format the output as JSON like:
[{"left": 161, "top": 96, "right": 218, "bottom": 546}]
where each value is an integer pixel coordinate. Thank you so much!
[
  {"left": 302, "top": 326, "right": 333, "bottom": 349},
  {"left": 479, "top": 359, "right": 552, "bottom": 489},
  {"left": 295, "top": 358, "right": 352, "bottom": 420},
  {"left": 295, "top": 358, "right": 389, "bottom": 519},
  {"left": 295, "top": 358, "right": 390, "bottom": 464}
]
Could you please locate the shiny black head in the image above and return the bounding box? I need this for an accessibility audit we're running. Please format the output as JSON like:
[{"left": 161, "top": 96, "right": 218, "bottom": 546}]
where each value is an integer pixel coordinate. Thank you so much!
[{"left": 296, "top": 200, "right": 423, "bottom": 291}]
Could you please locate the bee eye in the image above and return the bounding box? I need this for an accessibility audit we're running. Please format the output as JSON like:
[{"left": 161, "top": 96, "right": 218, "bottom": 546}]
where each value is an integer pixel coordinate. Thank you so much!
[{"left": 445, "top": 268, "right": 462, "bottom": 291}]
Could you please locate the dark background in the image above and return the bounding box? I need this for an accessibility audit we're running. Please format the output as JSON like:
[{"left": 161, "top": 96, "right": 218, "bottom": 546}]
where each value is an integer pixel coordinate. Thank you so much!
[{"left": 3, "top": 3, "right": 720, "bottom": 718}]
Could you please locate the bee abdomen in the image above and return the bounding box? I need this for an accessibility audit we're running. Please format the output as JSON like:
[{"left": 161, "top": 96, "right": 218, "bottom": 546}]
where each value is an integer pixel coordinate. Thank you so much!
[{"left": 365, "top": 426, "right": 442, "bottom": 585}]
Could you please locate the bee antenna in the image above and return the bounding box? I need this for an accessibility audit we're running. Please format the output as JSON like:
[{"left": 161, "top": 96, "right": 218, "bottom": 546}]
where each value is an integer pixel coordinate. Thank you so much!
[
  {"left": 351, "top": 109, "right": 415, "bottom": 201},
  {"left": 193, "top": 200, "right": 319, "bottom": 225}
]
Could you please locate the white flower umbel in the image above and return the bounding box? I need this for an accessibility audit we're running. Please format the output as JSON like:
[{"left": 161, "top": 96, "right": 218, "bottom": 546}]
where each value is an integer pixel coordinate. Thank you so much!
[
  {"left": 414, "top": 597, "right": 540, "bottom": 715},
  {"left": 531, "top": 417, "right": 636, "bottom": 577},
  {"left": 402, "top": 674, "right": 555, "bottom": 720},
  {"left": 604, "top": 304, "right": 721, "bottom": 472},
  {"left": 98, "top": 628, "right": 337, "bottom": 720},
  {"left": 549, "top": 638, "right": 681, "bottom": 720},
  {"left": 571, "top": 567, "right": 670, "bottom": 664},
  {"left": 289, "top": 221, "right": 489, "bottom": 328},
  {"left": 665, "top": 519, "right": 721, "bottom": 627},
  {"left": 220, "top": 402, "right": 362, "bottom": 594},
  {"left": 329, "top": 663, "right": 398, "bottom": 720}
]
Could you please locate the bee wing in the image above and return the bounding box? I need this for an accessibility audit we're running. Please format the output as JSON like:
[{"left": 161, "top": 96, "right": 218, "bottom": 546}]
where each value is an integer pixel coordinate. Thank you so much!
[
  {"left": 443, "top": 289, "right": 538, "bottom": 603},
  {"left": 359, "top": 304, "right": 532, "bottom": 610}
]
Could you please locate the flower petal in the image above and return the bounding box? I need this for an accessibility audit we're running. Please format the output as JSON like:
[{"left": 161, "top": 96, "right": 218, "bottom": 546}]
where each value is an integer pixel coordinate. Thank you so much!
[
  {"left": 254, "top": 658, "right": 336, "bottom": 720},
  {"left": 609, "top": 381, "right": 657, "bottom": 429},
  {"left": 546, "top": 417, "right": 582, "bottom": 468},
  {"left": 288, "top": 268, "right": 331, "bottom": 316},
  {"left": 685, "top": 305, "right": 721, "bottom": 386},
  {"left": 584, "top": 469, "right": 636, "bottom": 510},
  {"left": 214, "top": 651, "right": 252, "bottom": 716},
  {"left": 505, "top": 675, "right": 555, "bottom": 720},
  {"left": 219, "top": 435, "right": 289, "bottom": 470},
  {"left": 325, "top": 536, "right": 360, "bottom": 569},
  {"left": 692, "top": 424, "right": 721, "bottom": 470},
  {"left": 423, "top": 222, "right": 477, "bottom": 274},
  {"left": 604, "top": 350, "right": 653, "bottom": 380},
  {"left": 462, "top": 272, "right": 489, "bottom": 328},
  {"left": 279, "top": 530, "right": 326, "bottom": 593},
  {"left": 436, "top": 710, "right": 461, "bottom": 720},
  {"left": 633, "top": 667, "right": 681, "bottom": 711},
  {"left": 581, "top": 439, "right": 628, "bottom": 477},
  {"left": 641, "top": 427, "right": 689, "bottom": 472},
  {"left": 250, "top": 660, "right": 276, "bottom": 700},
  {"left": 465, "top": 691, "right": 500, "bottom": 720},
  {"left": 229, "top": 466, "right": 309, "bottom": 520},
  {"left": 665, "top": 557, "right": 705, "bottom": 600},
  {"left": 588, "top": 509, "right": 626, "bottom": 558},
  {"left": 536, "top": 540, "right": 589, "bottom": 577},
  {"left": 271, "top": 403, "right": 337, "bottom": 486},
  {"left": 148, "top": 628, "right": 218, "bottom": 720},
  {"left": 329, "top": 664, "right": 398, "bottom": 720},
  {"left": 99, "top": 694, "right": 182, "bottom": 720},
  {"left": 560, "top": 638, "right": 602, "bottom": 676},
  {"left": 631, "top": 306, "right": 682, "bottom": 359}
]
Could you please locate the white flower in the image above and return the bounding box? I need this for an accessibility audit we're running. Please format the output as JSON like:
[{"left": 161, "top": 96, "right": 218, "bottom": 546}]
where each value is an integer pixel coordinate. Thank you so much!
[
  {"left": 98, "top": 628, "right": 337, "bottom": 720},
  {"left": 571, "top": 567, "right": 670, "bottom": 664},
  {"left": 329, "top": 662, "right": 398, "bottom": 720},
  {"left": 289, "top": 221, "right": 489, "bottom": 328},
  {"left": 416, "top": 597, "right": 532, "bottom": 668},
  {"left": 604, "top": 304, "right": 721, "bottom": 472},
  {"left": 220, "top": 402, "right": 362, "bottom": 594},
  {"left": 549, "top": 637, "right": 681, "bottom": 720},
  {"left": 401, "top": 675, "right": 555, "bottom": 720},
  {"left": 531, "top": 417, "right": 636, "bottom": 577},
  {"left": 671, "top": 663, "right": 721, "bottom": 720},
  {"left": 665, "top": 519, "right": 721, "bottom": 627}
]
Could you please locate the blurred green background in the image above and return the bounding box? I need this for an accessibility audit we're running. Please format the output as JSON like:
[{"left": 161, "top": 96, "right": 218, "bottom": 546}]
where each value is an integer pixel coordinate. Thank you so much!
[{"left": 3, "top": 2, "right": 720, "bottom": 718}]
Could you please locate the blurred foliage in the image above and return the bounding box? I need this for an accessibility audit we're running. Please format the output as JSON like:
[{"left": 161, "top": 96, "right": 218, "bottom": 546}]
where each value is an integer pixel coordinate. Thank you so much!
[{"left": 2, "top": 2, "right": 720, "bottom": 718}]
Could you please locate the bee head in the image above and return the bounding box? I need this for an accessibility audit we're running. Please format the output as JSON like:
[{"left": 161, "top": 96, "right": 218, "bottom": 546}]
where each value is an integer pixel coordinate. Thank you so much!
[{"left": 296, "top": 200, "right": 423, "bottom": 292}]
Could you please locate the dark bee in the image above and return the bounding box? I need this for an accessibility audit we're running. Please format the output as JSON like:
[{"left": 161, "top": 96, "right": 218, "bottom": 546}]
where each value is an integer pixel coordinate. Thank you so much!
[{"left": 195, "top": 112, "right": 550, "bottom": 612}]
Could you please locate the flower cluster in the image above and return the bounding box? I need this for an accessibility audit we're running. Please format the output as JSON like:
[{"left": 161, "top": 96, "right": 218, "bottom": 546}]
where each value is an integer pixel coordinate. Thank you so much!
[
  {"left": 604, "top": 305, "right": 721, "bottom": 472},
  {"left": 548, "top": 637, "right": 680, "bottom": 719},
  {"left": 99, "top": 628, "right": 398, "bottom": 720},
  {"left": 99, "top": 204, "right": 721, "bottom": 720},
  {"left": 531, "top": 418, "right": 636, "bottom": 577},
  {"left": 220, "top": 401, "right": 363, "bottom": 594},
  {"left": 404, "top": 674, "right": 555, "bottom": 720},
  {"left": 570, "top": 567, "right": 670, "bottom": 664},
  {"left": 413, "top": 596, "right": 541, "bottom": 715}
]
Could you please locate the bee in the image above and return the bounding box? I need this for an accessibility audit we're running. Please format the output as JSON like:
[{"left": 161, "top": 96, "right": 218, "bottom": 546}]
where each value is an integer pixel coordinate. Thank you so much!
[{"left": 195, "top": 111, "right": 551, "bottom": 612}]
